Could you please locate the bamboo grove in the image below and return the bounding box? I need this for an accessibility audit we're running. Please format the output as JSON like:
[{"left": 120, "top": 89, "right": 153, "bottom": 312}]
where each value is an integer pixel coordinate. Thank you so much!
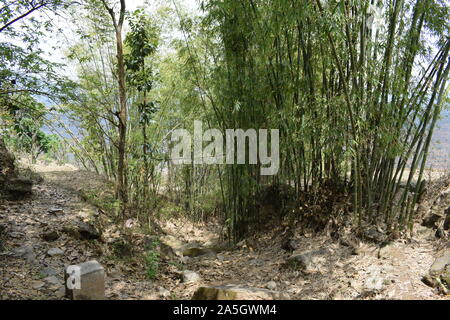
[
  {"left": 188, "top": 0, "right": 450, "bottom": 240},
  {"left": 3, "top": 0, "right": 448, "bottom": 242}
]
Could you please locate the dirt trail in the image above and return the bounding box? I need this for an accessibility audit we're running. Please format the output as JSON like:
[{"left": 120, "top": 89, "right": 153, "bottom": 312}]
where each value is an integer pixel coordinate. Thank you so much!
[{"left": 0, "top": 163, "right": 447, "bottom": 300}]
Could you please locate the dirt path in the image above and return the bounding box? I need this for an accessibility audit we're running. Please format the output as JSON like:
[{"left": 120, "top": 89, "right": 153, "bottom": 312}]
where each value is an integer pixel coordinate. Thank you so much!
[
  {"left": 0, "top": 164, "right": 446, "bottom": 300},
  {"left": 0, "top": 164, "right": 148, "bottom": 299}
]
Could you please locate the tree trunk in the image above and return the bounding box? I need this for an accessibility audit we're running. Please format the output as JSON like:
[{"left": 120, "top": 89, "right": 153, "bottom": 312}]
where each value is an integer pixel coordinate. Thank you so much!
[
  {"left": 115, "top": 26, "right": 128, "bottom": 214},
  {"left": 101, "top": 0, "right": 128, "bottom": 216}
]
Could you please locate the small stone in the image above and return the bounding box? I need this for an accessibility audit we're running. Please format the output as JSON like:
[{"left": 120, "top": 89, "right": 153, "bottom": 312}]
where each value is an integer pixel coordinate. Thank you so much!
[
  {"left": 42, "top": 230, "right": 59, "bottom": 242},
  {"left": 47, "top": 248, "right": 64, "bottom": 256},
  {"left": 77, "top": 222, "right": 100, "bottom": 240},
  {"left": 181, "top": 270, "right": 201, "bottom": 283},
  {"left": 65, "top": 260, "right": 105, "bottom": 300},
  {"left": 266, "top": 281, "right": 277, "bottom": 290},
  {"left": 32, "top": 281, "right": 45, "bottom": 289},
  {"left": 40, "top": 267, "right": 58, "bottom": 277},
  {"left": 44, "top": 276, "right": 61, "bottom": 285},
  {"left": 158, "top": 286, "right": 171, "bottom": 298}
]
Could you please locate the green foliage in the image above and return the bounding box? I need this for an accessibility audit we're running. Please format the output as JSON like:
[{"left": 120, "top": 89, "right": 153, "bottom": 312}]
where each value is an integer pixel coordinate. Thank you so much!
[
  {"left": 80, "top": 189, "right": 119, "bottom": 214},
  {"left": 144, "top": 240, "right": 160, "bottom": 280},
  {"left": 6, "top": 0, "right": 444, "bottom": 242}
]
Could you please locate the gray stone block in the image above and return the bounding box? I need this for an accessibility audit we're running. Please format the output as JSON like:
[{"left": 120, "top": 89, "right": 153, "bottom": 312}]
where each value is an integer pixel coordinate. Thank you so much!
[{"left": 65, "top": 260, "right": 105, "bottom": 300}]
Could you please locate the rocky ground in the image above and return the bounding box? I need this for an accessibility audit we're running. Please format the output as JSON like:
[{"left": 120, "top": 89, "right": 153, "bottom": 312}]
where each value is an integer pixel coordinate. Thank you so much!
[{"left": 0, "top": 161, "right": 448, "bottom": 300}]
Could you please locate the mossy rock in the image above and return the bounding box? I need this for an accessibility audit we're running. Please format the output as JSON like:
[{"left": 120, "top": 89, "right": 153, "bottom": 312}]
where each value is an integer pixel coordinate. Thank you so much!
[
  {"left": 192, "top": 287, "right": 237, "bottom": 300},
  {"left": 192, "top": 285, "right": 289, "bottom": 300}
]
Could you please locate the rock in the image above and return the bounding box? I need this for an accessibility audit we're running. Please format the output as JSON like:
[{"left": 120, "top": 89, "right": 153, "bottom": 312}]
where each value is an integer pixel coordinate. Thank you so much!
[
  {"left": 287, "top": 248, "right": 327, "bottom": 273},
  {"left": 65, "top": 260, "right": 105, "bottom": 300},
  {"left": 159, "top": 235, "right": 185, "bottom": 259},
  {"left": 182, "top": 247, "right": 216, "bottom": 258},
  {"left": 5, "top": 177, "right": 32, "bottom": 195},
  {"left": 158, "top": 286, "right": 171, "bottom": 298},
  {"left": 181, "top": 270, "right": 201, "bottom": 283},
  {"left": 422, "top": 250, "right": 450, "bottom": 293},
  {"left": 77, "top": 221, "right": 100, "bottom": 240},
  {"left": 43, "top": 276, "right": 61, "bottom": 285},
  {"left": 40, "top": 267, "right": 58, "bottom": 277},
  {"left": 266, "top": 281, "right": 277, "bottom": 290},
  {"left": 422, "top": 212, "right": 443, "bottom": 229},
  {"left": 42, "top": 230, "right": 59, "bottom": 242},
  {"left": 443, "top": 209, "right": 450, "bottom": 231},
  {"left": 12, "top": 245, "right": 36, "bottom": 263},
  {"left": 192, "top": 285, "right": 289, "bottom": 300},
  {"left": 281, "top": 238, "right": 300, "bottom": 251},
  {"left": 32, "top": 281, "right": 45, "bottom": 290},
  {"left": 429, "top": 251, "right": 450, "bottom": 278},
  {"left": 62, "top": 225, "right": 81, "bottom": 239},
  {"left": 47, "top": 248, "right": 64, "bottom": 256},
  {"left": 422, "top": 274, "right": 439, "bottom": 288},
  {"left": 363, "top": 228, "right": 386, "bottom": 243},
  {"left": 435, "top": 228, "right": 445, "bottom": 239}
]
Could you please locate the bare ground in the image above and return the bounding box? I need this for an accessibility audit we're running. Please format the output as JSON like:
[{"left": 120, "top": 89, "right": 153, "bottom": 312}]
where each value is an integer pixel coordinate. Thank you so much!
[{"left": 0, "top": 162, "right": 448, "bottom": 300}]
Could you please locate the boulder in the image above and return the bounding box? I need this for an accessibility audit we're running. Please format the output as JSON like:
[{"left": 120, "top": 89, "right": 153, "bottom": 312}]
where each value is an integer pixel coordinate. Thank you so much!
[
  {"left": 65, "top": 260, "right": 105, "bottom": 300},
  {"left": 192, "top": 285, "right": 289, "bottom": 300},
  {"left": 423, "top": 250, "right": 450, "bottom": 293}
]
